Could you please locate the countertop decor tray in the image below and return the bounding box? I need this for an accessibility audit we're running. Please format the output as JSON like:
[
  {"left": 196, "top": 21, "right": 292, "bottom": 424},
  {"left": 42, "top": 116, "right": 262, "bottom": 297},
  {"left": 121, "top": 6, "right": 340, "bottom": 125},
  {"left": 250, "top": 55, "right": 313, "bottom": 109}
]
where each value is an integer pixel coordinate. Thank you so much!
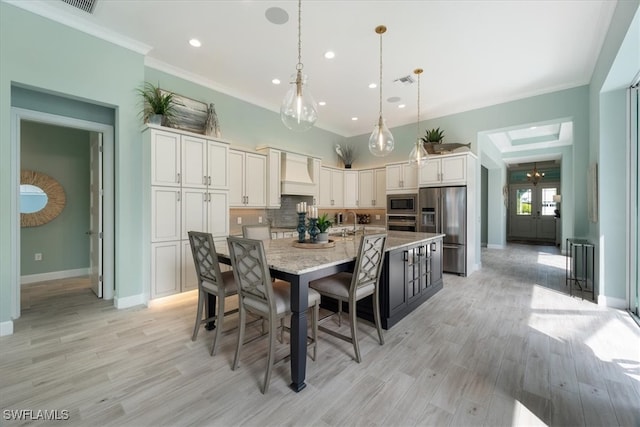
[{"left": 292, "top": 239, "right": 336, "bottom": 249}]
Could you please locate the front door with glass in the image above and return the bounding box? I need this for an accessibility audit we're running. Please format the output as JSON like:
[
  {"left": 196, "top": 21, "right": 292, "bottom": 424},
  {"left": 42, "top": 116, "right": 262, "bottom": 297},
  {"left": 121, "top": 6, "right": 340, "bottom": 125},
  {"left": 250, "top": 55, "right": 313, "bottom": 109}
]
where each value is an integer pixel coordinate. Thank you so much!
[{"left": 508, "top": 183, "right": 559, "bottom": 242}]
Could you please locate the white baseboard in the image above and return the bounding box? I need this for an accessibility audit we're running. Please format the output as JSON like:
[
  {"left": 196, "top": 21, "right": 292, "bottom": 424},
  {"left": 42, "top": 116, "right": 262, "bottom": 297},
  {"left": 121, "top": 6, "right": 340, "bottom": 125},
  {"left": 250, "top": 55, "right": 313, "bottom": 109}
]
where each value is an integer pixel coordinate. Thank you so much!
[
  {"left": 21, "top": 268, "right": 90, "bottom": 285},
  {"left": 487, "top": 244, "right": 505, "bottom": 249},
  {"left": 597, "top": 295, "right": 626, "bottom": 309},
  {"left": 0, "top": 320, "right": 14, "bottom": 336},
  {"left": 115, "top": 293, "right": 146, "bottom": 309}
]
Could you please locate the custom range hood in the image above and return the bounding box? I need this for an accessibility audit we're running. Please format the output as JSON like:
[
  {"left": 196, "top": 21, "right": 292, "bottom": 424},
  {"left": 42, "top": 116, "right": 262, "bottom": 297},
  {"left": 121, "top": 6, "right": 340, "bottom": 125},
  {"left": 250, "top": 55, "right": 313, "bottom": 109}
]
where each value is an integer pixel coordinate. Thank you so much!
[{"left": 281, "top": 152, "right": 316, "bottom": 196}]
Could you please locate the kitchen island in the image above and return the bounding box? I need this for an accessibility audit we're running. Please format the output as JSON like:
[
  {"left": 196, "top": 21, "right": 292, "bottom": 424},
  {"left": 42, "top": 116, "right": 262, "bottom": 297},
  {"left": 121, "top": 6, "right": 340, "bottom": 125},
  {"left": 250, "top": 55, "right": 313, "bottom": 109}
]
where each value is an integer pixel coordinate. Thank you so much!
[{"left": 215, "top": 230, "right": 443, "bottom": 392}]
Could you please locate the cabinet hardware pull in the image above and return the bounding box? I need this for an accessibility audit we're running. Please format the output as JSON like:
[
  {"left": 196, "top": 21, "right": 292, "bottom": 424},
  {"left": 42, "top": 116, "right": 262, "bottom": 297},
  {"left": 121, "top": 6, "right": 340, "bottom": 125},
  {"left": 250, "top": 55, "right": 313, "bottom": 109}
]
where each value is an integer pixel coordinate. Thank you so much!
[
  {"left": 430, "top": 242, "right": 437, "bottom": 251},
  {"left": 177, "top": 173, "right": 181, "bottom": 184},
  {"left": 177, "top": 191, "right": 181, "bottom": 202},
  {"left": 208, "top": 176, "right": 212, "bottom": 186},
  {"left": 402, "top": 251, "right": 408, "bottom": 262}
]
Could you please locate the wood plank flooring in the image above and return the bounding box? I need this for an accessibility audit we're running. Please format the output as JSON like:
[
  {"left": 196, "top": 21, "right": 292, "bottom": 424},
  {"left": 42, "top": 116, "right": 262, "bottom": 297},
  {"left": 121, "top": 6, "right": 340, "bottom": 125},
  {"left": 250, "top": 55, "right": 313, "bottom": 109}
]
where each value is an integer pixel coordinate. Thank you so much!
[{"left": 1, "top": 244, "right": 639, "bottom": 426}]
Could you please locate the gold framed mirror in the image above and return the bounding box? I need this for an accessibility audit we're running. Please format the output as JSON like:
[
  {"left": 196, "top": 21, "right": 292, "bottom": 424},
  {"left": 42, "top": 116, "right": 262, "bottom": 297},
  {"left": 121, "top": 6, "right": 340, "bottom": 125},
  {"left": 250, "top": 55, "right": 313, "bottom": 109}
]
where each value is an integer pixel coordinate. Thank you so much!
[{"left": 20, "top": 170, "right": 66, "bottom": 227}]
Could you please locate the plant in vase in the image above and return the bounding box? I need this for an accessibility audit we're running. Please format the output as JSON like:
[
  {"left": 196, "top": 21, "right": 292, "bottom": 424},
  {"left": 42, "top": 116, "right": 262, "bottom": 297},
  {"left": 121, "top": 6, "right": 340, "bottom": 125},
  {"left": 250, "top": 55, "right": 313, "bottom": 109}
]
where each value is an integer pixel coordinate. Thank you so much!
[
  {"left": 335, "top": 143, "right": 356, "bottom": 168},
  {"left": 316, "top": 213, "right": 332, "bottom": 243},
  {"left": 420, "top": 127, "right": 444, "bottom": 154},
  {"left": 137, "top": 82, "right": 176, "bottom": 126}
]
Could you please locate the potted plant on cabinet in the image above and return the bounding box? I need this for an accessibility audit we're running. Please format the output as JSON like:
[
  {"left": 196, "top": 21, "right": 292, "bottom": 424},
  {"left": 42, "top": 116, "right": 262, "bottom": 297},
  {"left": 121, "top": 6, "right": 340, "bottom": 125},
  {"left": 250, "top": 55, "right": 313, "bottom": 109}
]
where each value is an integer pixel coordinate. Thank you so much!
[
  {"left": 421, "top": 127, "right": 445, "bottom": 154},
  {"left": 316, "top": 213, "right": 332, "bottom": 243},
  {"left": 137, "top": 82, "right": 176, "bottom": 126}
]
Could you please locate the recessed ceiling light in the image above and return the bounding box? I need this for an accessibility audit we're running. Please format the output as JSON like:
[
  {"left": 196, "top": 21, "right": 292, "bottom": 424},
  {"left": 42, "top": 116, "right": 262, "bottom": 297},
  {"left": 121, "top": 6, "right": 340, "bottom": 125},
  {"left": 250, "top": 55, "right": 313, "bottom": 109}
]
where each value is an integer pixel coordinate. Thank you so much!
[
  {"left": 351, "top": 117, "right": 358, "bottom": 121},
  {"left": 368, "top": 83, "right": 377, "bottom": 89},
  {"left": 324, "top": 51, "right": 335, "bottom": 59},
  {"left": 265, "top": 7, "right": 289, "bottom": 25},
  {"left": 189, "top": 39, "right": 201, "bottom": 48},
  {"left": 272, "top": 78, "right": 281, "bottom": 85},
  {"left": 398, "top": 104, "right": 406, "bottom": 109},
  {"left": 318, "top": 101, "right": 326, "bottom": 106}
]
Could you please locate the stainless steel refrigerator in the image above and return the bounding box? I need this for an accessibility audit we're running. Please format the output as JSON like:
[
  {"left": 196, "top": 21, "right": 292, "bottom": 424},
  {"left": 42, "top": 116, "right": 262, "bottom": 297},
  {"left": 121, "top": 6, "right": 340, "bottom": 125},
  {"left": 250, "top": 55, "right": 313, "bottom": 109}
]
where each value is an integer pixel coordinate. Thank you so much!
[{"left": 419, "top": 186, "right": 467, "bottom": 276}]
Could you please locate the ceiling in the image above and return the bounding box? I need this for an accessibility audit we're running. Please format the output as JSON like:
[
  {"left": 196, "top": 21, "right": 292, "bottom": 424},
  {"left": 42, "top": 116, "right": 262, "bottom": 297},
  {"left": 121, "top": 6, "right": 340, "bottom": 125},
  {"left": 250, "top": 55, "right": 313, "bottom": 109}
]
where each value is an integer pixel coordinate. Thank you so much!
[{"left": 10, "top": 0, "right": 617, "bottom": 137}]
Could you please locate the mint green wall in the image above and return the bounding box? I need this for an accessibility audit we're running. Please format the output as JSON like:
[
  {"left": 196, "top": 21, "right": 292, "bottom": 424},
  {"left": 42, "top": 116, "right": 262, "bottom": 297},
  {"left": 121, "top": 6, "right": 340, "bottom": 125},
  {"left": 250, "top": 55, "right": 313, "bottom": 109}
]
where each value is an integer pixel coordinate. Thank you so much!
[
  {"left": 1, "top": 2, "right": 145, "bottom": 323},
  {"left": 20, "top": 122, "right": 90, "bottom": 276},
  {"left": 144, "top": 68, "right": 344, "bottom": 162},
  {"left": 588, "top": 0, "right": 639, "bottom": 304}
]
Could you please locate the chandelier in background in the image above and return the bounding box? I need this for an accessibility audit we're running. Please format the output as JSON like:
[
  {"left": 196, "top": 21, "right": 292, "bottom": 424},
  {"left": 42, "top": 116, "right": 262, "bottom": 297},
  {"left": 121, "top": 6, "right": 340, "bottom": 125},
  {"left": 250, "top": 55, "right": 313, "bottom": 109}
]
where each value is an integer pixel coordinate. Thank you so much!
[
  {"left": 527, "top": 163, "right": 545, "bottom": 185},
  {"left": 368, "top": 25, "right": 395, "bottom": 157},
  {"left": 408, "top": 68, "right": 428, "bottom": 168},
  {"left": 280, "top": 0, "right": 318, "bottom": 132}
]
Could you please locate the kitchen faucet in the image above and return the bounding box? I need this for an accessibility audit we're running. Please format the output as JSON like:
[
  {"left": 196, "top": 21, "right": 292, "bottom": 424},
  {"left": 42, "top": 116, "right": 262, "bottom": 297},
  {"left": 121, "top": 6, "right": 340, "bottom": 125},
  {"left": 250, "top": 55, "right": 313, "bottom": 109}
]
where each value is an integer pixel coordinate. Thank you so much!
[{"left": 346, "top": 211, "right": 357, "bottom": 233}]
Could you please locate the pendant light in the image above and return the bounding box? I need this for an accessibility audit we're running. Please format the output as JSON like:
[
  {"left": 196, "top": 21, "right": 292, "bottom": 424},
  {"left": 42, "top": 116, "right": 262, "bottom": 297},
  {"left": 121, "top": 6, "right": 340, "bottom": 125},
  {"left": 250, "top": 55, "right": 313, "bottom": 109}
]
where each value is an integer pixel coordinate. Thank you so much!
[
  {"left": 368, "top": 25, "right": 394, "bottom": 157},
  {"left": 409, "top": 68, "right": 428, "bottom": 168},
  {"left": 527, "top": 162, "right": 545, "bottom": 185},
  {"left": 280, "top": 0, "right": 318, "bottom": 132}
]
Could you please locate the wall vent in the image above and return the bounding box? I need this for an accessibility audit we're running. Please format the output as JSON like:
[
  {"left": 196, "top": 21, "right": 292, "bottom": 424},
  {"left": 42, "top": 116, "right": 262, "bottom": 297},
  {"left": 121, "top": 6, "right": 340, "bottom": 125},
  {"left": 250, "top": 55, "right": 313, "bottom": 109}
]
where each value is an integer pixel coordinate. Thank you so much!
[
  {"left": 61, "top": 0, "right": 97, "bottom": 14},
  {"left": 393, "top": 75, "right": 415, "bottom": 85}
]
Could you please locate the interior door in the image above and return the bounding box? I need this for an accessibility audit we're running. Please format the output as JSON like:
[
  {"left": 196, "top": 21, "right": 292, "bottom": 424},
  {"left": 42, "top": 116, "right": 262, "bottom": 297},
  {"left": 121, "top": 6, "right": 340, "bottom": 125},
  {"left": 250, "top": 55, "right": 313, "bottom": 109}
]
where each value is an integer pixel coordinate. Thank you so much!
[{"left": 89, "top": 133, "right": 103, "bottom": 297}]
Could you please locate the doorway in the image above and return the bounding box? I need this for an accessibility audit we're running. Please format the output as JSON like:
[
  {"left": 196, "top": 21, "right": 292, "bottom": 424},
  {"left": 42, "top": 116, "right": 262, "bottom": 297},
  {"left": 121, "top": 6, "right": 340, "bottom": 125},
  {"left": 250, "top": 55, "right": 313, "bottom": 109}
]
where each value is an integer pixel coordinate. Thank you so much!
[
  {"left": 10, "top": 107, "right": 114, "bottom": 320},
  {"left": 508, "top": 182, "right": 559, "bottom": 243}
]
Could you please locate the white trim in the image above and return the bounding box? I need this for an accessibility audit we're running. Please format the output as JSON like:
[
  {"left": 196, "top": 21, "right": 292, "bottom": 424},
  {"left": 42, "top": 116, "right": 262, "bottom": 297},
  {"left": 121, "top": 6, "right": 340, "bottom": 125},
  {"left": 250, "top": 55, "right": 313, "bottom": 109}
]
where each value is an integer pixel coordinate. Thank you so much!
[
  {"left": 0, "top": 321, "right": 14, "bottom": 336},
  {"left": 11, "top": 107, "right": 116, "bottom": 320},
  {"left": 597, "top": 295, "right": 627, "bottom": 309},
  {"left": 21, "top": 268, "right": 90, "bottom": 285},
  {"left": 487, "top": 243, "right": 506, "bottom": 249},
  {"left": 114, "top": 294, "right": 146, "bottom": 309}
]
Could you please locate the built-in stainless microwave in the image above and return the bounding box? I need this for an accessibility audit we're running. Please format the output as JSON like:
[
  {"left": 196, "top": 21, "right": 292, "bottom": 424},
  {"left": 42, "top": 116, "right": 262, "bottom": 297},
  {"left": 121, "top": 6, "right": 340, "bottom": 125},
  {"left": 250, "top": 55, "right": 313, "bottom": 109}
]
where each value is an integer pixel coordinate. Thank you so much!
[{"left": 386, "top": 193, "right": 417, "bottom": 215}]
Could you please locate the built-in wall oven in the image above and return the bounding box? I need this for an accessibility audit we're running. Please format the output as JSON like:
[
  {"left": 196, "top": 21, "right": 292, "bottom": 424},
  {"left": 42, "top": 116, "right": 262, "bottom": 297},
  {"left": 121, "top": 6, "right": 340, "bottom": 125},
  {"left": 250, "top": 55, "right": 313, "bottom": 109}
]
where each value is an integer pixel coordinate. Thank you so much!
[{"left": 386, "top": 194, "right": 418, "bottom": 231}]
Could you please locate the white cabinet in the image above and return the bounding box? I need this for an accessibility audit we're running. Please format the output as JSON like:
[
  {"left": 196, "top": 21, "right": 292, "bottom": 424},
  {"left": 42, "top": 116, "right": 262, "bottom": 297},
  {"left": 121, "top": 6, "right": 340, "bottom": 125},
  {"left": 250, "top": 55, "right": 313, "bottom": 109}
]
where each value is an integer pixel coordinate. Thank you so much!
[
  {"left": 151, "top": 130, "right": 181, "bottom": 187},
  {"left": 256, "top": 147, "right": 281, "bottom": 208},
  {"left": 419, "top": 153, "right": 469, "bottom": 186},
  {"left": 386, "top": 162, "right": 417, "bottom": 192},
  {"left": 343, "top": 170, "right": 359, "bottom": 208},
  {"left": 229, "top": 149, "right": 267, "bottom": 207},
  {"left": 145, "top": 127, "right": 230, "bottom": 299},
  {"left": 359, "top": 168, "right": 386, "bottom": 208},
  {"left": 319, "top": 167, "right": 344, "bottom": 207}
]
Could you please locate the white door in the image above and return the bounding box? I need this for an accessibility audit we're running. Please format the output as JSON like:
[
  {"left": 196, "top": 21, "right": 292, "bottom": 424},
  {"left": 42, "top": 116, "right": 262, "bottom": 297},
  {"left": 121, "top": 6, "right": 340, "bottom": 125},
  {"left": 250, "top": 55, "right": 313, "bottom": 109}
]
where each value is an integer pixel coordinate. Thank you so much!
[
  {"left": 359, "top": 170, "right": 374, "bottom": 208},
  {"left": 344, "top": 171, "right": 359, "bottom": 208},
  {"left": 228, "top": 150, "right": 245, "bottom": 206},
  {"left": 374, "top": 168, "right": 386, "bottom": 207},
  {"left": 89, "top": 133, "right": 103, "bottom": 298},
  {"left": 244, "top": 153, "right": 266, "bottom": 207}
]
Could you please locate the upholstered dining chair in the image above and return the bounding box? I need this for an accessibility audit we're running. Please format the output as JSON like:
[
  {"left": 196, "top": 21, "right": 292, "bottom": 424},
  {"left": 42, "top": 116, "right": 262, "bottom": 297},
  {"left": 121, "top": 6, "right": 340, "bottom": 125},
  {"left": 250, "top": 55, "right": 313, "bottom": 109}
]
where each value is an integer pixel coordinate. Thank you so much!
[
  {"left": 227, "top": 236, "right": 320, "bottom": 394},
  {"left": 310, "top": 233, "right": 387, "bottom": 363},
  {"left": 242, "top": 224, "right": 272, "bottom": 240},
  {"left": 188, "top": 231, "right": 239, "bottom": 356}
]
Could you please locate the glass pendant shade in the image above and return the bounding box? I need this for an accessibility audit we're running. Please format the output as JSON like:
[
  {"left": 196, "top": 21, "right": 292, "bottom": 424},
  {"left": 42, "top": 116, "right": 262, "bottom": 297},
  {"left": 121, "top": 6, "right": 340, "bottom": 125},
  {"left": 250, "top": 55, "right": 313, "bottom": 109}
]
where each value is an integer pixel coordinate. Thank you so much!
[
  {"left": 368, "top": 116, "right": 395, "bottom": 157},
  {"left": 409, "top": 138, "right": 428, "bottom": 168},
  {"left": 281, "top": 70, "right": 318, "bottom": 132}
]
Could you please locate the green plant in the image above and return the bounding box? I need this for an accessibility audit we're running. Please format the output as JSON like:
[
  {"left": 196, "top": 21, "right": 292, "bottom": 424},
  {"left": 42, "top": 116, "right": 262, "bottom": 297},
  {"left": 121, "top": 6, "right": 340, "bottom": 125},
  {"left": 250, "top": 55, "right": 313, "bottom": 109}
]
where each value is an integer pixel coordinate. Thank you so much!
[
  {"left": 137, "top": 82, "right": 176, "bottom": 124},
  {"left": 421, "top": 127, "right": 445, "bottom": 144},
  {"left": 316, "top": 213, "right": 333, "bottom": 233}
]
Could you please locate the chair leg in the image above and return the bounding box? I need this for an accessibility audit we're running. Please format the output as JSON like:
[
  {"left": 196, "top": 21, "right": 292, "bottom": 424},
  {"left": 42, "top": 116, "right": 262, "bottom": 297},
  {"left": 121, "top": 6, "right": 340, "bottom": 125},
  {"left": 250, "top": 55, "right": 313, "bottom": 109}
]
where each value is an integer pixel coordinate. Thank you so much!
[
  {"left": 232, "top": 303, "right": 246, "bottom": 371},
  {"left": 192, "top": 290, "right": 204, "bottom": 341},
  {"left": 311, "top": 302, "right": 318, "bottom": 361},
  {"left": 210, "top": 293, "right": 224, "bottom": 356},
  {"left": 349, "top": 299, "right": 361, "bottom": 363},
  {"left": 337, "top": 299, "right": 342, "bottom": 326},
  {"left": 372, "top": 290, "right": 384, "bottom": 346},
  {"left": 262, "top": 312, "right": 277, "bottom": 394}
]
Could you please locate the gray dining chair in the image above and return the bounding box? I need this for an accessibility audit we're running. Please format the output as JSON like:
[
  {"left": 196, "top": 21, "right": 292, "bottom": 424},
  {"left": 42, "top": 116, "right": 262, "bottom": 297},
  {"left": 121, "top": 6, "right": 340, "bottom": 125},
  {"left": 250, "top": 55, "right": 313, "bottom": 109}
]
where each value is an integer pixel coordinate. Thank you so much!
[
  {"left": 242, "top": 224, "right": 272, "bottom": 240},
  {"left": 227, "top": 236, "right": 320, "bottom": 394},
  {"left": 310, "top": 233, "right": 387, "bottom": 363},
  {"left": 188, "top": 231, "right": 239, "bottom": 356}
]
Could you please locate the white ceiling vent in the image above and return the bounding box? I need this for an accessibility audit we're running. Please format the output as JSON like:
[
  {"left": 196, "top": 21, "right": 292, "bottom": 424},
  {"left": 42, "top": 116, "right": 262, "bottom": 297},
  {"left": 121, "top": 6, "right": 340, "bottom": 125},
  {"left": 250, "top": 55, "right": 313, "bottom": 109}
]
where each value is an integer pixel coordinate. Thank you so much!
[
  {"left": 61, "top": 0, "right": 97, "bottom": 14},
  {"left": 393, "top": 75, "right": 415, "bottom": 86}
]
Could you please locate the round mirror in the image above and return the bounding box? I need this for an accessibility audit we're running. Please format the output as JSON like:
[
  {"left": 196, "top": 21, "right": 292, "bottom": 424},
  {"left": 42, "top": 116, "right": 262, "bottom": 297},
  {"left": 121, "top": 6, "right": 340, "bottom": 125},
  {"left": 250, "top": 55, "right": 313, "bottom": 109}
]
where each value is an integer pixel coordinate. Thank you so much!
[
  {"left": 20, "top": 170, "right": 66, "bottom": 227},
  {"left": 20, "top": 184, "right": 48, "bottom": 213}
]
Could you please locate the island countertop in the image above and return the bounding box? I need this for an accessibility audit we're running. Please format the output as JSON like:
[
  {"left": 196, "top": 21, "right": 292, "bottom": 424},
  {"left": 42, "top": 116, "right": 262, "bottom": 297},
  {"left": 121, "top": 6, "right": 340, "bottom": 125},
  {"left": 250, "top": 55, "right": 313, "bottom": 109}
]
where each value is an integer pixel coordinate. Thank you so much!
[{"left": 216, "top": 231, "right": 444, "bottom": 276}]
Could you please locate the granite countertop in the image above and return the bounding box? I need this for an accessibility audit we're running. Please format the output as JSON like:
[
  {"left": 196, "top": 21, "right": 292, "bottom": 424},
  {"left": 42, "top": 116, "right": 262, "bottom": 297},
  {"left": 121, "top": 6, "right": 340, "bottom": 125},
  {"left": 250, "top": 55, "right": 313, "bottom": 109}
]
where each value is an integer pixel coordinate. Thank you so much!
[{"left": 218, "top": 231, "right": 444, "bottom": 275}]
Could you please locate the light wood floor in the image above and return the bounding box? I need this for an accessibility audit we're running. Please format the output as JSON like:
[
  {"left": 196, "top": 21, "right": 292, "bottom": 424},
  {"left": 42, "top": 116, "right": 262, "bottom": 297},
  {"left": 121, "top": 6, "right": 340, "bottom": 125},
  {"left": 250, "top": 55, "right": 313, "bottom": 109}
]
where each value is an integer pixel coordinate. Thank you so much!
[{"left": 2, "top": 244, "right": 639, "bottom": 426}]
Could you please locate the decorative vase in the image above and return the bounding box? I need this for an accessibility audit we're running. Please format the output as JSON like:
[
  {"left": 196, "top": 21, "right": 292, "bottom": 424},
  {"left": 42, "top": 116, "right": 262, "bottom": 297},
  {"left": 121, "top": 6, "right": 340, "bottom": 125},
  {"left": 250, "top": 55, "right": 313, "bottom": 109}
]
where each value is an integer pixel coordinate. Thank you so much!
[
  {"left": 296, "top": 213, "right": 307, "bottom": 243},
  {"left": 317, "top": 232, "right": 329, "bottom": 243},
  {"left": 148, "top": 114, "right": 163, "bottom": 126},
  {"left": 308, "top": 218, "right": 319, "bottom": 243}
]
